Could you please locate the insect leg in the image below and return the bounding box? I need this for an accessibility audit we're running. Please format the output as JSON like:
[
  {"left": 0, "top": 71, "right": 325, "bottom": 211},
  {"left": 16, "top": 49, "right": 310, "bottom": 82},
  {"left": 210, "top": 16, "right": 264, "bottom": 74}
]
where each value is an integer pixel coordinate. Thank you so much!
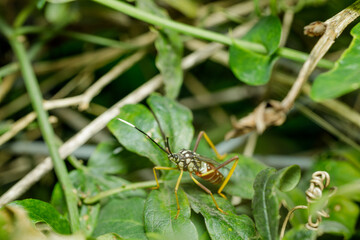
[
  {"left": 174, "top": 169, "right": 184, "bottom": 219},
  {"left": 151, "top": 166, "right": 178, "bottom": 190},
  {"left": 193, "top": 131, "right": 226, "bottom": 160},
  {"left": 189, "top": 173, "right": 226, "bottom": 215},
  {"left": 216, "top": 156, "right": 239, "bottom": 199}
]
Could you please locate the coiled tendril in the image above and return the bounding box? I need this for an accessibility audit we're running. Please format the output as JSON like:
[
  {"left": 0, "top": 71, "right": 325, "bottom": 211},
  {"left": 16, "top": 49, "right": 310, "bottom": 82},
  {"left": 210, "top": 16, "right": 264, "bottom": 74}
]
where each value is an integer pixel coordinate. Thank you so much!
[
  {"left": 305, "top": 171, "right": 331, "bottom": 230},
  {"left": 280, "top": 171, "right": 336, "bottom": 239}
]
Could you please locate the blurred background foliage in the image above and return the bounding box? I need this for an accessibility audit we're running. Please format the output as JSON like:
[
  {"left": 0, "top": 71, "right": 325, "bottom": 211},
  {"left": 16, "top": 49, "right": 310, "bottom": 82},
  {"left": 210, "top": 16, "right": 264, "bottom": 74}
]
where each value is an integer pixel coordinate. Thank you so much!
[{"left": 0, "top": 0, "right": 360, "bottom": 239}]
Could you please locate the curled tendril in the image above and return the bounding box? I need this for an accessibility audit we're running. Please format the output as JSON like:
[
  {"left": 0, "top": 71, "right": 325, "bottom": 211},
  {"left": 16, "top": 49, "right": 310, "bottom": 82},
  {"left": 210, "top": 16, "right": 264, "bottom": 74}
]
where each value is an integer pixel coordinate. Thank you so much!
[
  {"left": 305, "top": 171, "right": 335, "bottom": 230},
  {"left": 280, "top": 171, "right": 336, "bottom": 240}
]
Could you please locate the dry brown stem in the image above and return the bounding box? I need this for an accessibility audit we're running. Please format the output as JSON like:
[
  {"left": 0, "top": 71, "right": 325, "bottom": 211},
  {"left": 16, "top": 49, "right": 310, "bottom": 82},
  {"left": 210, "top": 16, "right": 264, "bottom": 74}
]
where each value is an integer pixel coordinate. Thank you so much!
[{"left": 226, "top": 3, "right": 360, "bottom": 139}]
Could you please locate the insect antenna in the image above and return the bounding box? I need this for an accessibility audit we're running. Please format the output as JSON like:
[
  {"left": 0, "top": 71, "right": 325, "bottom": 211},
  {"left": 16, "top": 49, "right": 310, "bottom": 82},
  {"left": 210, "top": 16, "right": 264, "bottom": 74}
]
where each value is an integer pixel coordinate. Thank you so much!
[
  {"left": 151, "top": 114, "right": 174, "bottom": 155},
  {"left": 117, "top": 118, "right": 169, "bottom": 154},
  {"left": 165, "top": 137, "right": 173, "bottom": 155}
]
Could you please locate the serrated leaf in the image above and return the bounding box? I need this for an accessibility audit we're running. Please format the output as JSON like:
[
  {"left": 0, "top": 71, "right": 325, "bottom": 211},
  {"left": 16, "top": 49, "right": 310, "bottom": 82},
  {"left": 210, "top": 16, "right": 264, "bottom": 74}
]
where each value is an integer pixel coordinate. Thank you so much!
[
  {"left": 229, "top": 16, "right": 281, "bottom": 85},
  {"left": 144, "top": 187, "right": 198, "bottom": 240},
  {"left": 108, "top": 94, "right": 193, "bottom": 167},
  {"left": 224, "top": 155, "right": 267, "bottom": 199},
  {"left": 93, "top": 198, "right": 147, "bottom": 239},
  {"left": 311, "top": 22, "right": 360, "bottom": 100},
  {"left": 137, "top": 0, "right": 183, "bottom": 99},
  {"left": 186, "top": 188, "right": 256, "bottom": 240},
  {"left": 10, "top": 199, "right": 71, "bottom": 235},
  {"left": 88, "top": 141, "right": 128, "bottom": 174},
  {"left": 320, "top": 196, "right": 359, "bottom": 239},
  {"left": 252, "top": 165, "right": 301, "bottom": 240}
]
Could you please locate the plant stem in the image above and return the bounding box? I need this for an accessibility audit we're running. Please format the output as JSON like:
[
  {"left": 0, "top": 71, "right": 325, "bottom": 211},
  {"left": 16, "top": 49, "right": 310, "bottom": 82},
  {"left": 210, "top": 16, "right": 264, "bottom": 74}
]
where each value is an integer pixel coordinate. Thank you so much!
[
  {"left": 0, "top": 18, "right": 81, "bottom": 232},
  {"left": 84, "top": 180, "right": 162, "bottom": 204},
  {"left": 91, "top": 0, "right": 334, "bottom": 69}
]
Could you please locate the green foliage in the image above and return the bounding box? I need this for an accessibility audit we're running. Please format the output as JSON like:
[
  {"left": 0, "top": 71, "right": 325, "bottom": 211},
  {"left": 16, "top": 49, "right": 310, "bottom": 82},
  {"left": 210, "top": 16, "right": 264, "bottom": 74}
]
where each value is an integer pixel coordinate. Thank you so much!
[
  {"left": 229, "top": 16, "right": 281, "bottom": 85},
  {"left": 2, "top": 0, "right": 360, "bottom": 239},
  {"left": 224, "top": 155, "right": 267, "bottom": 199},
  {"left": 311, "top": 22, "right": 360, "bottom": 100},
  {"left": 137, "top": 0, "right": 184, "bottom": 99},
  {"left": 252, "top": 165, "right": 301, "bottom": 240},
  {"left": 10, "top": 199, "right": 71, "bottom": 235},
  {"left": 93, "top": 198, "right": 147, "bottom": 239},
  {"left": 145, "top": 188, "right": 197, "bottom": 240},
  {"left": 186, "top": 188, "right": 257, "bottom": 240}
]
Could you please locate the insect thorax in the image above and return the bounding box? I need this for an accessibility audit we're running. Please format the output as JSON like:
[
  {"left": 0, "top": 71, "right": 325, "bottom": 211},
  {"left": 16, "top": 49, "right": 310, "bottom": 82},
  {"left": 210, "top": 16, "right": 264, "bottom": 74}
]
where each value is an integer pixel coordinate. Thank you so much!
[{"left": 168, "top": 149, "right": 208, "bottom": 174}]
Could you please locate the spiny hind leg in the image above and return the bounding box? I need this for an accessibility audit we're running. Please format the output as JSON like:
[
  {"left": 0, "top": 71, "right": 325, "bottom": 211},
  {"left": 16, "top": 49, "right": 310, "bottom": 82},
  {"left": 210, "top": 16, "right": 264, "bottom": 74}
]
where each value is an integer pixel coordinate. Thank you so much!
[
  {"left": 193, "top": 131, "right": 226, "bottom": 160},
  {"left": 189, "top": 173, "right": 226, "bottom": 214},
  {"left": 151, "top": 166, "right": 178, "bottom": 190}
]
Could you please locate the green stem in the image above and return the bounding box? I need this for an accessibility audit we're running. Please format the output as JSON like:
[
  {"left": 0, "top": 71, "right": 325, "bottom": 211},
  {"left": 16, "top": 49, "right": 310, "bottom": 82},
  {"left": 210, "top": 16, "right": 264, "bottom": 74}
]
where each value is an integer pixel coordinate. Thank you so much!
[
  {"left": 0, "top": 18, "right": 81, "bottom": 232},
  {"left": 84, "top": 180, "right": 162, "bottom": 204},
  {"left": 91, "top": 0, "right": 334, "bottom": 69}
]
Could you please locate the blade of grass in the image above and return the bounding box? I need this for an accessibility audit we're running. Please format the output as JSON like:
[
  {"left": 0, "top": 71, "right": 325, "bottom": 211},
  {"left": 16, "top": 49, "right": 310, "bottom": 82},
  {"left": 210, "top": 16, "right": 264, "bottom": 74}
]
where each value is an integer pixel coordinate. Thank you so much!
[{"left": 0, "top": 17, "right": 80, "bottom": 232}]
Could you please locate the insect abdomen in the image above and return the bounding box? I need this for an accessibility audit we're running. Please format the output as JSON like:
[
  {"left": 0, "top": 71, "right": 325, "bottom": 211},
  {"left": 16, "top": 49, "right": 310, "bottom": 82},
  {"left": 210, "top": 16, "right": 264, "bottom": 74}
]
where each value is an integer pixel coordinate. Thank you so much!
[{"left": 196, "top": 163, "right": 224, "bottom": 185}]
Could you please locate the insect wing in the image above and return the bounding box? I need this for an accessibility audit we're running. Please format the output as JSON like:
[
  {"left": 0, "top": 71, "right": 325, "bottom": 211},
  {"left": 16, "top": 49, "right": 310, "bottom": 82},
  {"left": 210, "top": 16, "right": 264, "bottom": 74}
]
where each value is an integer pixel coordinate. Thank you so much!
[{"left": 196, "top": 155, "right": 220, "bottom": 167}]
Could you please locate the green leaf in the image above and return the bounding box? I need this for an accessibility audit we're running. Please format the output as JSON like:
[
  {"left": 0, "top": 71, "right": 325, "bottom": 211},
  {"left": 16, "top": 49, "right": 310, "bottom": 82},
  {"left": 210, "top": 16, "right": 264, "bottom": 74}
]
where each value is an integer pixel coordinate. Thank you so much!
[
  {"left": 282, "top": 225, "right": 316, "bottom": 240},
  {"left": 10, "top": 199, "right": 71, "bottom": 235},
  {"left": 93, "top": 198, "right": 147, "bottom": 239},
  {"left": 311, "top": 22, "right": 360, "bottom": 100},
  {"left": 88, "top": 141, "right": 128, "bottom": 174},
  {"left": 190, "top": 213, "right": 211, "bottom": 240},
  {"left": 154, "top": 30, "right": 183, "bottom": 99},
  {"left": 252, "top": 165, "right": 301, "bottom": 240},
  {"left": 275, "top": 165, "right": 301, "bottom": 192},
  {"left": 137, "top": 0, "right": 183, "bottom": 99},
  {"left": 108, "top": 104, "right": 169, "bottom": 167},
  {"left": 229, "top": 16, "right": 281, "bottom": 85},
  {"left": 144, "top": 187, "right": 198, "bottom": 240},
  {"left": 224, "top": 155, "right": 267, "bottom": 199},
  {"left": 320, "top": 196, "right": 359, "bottom": 239},
  {"left": 147, "top": 94, "right": 193, "bottom": 152},
  {"left": 243, "top": 16, "right": 282, "bottom": 55},
  {"left": 252, "top": 168, "right": 278, "bottom": 240},
  {"left": 0, "top": 206, "right": 49, "bottom": 240},
  {"left": 108, "top": 94, "right": 193, "bottom": 167},
  {"left": 71, "top": 169, "right": 146, "bottom": 200},
  {"left": 52, "top": 169, "right": 146, "bottom": 235},
  {"left": 186, "top": 188, "right": 256, "bottom": 240}
]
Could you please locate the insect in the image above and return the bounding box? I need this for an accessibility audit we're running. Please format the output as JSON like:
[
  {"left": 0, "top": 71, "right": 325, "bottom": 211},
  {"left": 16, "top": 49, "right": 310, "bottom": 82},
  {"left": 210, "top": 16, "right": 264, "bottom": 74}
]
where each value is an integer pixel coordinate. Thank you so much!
[{"left": 117, "top": 118, "right": 239, "bottom": 219}]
